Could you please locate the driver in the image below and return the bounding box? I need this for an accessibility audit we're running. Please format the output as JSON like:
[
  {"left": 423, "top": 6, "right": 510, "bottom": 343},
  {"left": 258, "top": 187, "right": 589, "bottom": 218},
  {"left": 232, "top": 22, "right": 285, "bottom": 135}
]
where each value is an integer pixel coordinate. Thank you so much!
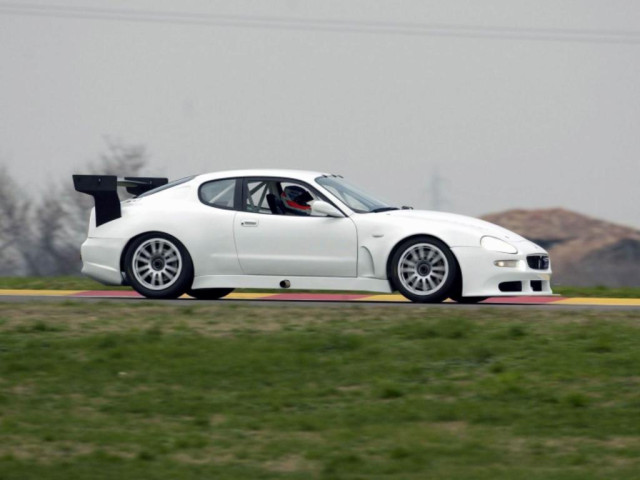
[{"left": 281, "top": 185, "right": 313, "bottom": 215}]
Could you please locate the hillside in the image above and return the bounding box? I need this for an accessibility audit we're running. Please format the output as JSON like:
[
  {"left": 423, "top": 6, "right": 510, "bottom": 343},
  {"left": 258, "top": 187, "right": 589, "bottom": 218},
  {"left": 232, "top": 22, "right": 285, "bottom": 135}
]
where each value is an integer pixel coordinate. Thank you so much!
[{"left": 482, "top": 208, "right": 640, "bottom": 287}]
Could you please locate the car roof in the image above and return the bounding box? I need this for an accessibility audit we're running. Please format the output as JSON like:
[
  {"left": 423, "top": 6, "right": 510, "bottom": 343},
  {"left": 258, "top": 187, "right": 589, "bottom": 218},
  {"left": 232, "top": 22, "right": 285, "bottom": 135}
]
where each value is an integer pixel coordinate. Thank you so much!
[{"left": 192, "top": 169, "right": 333, "bottom": 184}]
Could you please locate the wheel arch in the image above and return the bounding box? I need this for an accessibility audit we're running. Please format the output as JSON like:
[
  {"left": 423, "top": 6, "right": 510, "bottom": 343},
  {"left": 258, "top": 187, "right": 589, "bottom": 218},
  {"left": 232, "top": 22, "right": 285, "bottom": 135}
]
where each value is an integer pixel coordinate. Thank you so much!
[
  {"left": 385, "top": 233, "right": 462, "bottom": 292},
  {"left": 119, "top": 230, "right": 193, "bottom": 280}
]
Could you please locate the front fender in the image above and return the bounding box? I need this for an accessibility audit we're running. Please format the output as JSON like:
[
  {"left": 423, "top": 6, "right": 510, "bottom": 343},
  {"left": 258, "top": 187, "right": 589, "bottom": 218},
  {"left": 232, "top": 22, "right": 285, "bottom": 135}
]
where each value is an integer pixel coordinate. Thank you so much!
[{"left": 353, "top": 214, "right": 481, "bottom": 279}]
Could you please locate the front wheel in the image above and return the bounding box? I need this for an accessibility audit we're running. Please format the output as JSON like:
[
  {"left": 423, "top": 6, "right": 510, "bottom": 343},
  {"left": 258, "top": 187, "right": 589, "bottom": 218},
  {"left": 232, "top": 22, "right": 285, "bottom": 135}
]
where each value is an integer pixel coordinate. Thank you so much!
[
  {"left": 188, "top": 288, "right": 234, "bottom": 300},
  {"left": 124, "top": 233, "right": 194, "bottom": 299},
  {"left": 389, "top": 236, "right": 458, "bottom": 303}
]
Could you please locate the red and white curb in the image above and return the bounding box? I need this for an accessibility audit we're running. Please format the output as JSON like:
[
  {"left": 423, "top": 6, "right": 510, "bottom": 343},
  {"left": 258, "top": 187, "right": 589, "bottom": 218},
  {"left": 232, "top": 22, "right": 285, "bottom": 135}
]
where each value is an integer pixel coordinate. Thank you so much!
[{"left": 1, "top": 290, "right": 639, "bottom": 306}]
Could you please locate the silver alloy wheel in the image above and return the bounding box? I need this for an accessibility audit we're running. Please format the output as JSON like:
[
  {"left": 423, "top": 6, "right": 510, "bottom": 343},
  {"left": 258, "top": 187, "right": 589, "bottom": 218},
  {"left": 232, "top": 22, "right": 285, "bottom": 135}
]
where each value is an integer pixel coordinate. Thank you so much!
[
  {"left": 397, "top": 243, "right": 449, "bottom": 296},
  {"left": 132, "top": 238, "right": 183, "bottom": 291}
]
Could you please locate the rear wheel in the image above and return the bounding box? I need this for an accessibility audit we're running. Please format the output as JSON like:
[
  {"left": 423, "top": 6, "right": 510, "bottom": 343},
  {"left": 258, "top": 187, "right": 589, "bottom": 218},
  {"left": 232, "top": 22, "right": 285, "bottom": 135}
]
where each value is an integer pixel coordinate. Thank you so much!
[
  {"left": 187, "top": 288, "right": 234, "bottom": 300},
  {"left": 390, "top": 236, "right": 457, "bottom": 303},
  {"left": 124, "top": 233, "right": 193, "bottom": 299}
]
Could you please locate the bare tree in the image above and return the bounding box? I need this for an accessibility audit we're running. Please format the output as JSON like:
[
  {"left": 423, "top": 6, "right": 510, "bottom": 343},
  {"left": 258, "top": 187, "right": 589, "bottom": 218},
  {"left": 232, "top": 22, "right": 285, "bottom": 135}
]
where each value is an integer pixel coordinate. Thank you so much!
[
  {"left": 0, "top": 165, "right": 31, "bottom": 275},
  {"left": 11, "top": 139, "right": 151, "bottom": 276},
  {"left": 20, "top": 191, "right": 79, "bottom": 275},
  {"left": 92, "top": 138, "right": 148, "bottom": 176},
  {"left": 63, "top": 138, "right": 150, "bottom": 252}
]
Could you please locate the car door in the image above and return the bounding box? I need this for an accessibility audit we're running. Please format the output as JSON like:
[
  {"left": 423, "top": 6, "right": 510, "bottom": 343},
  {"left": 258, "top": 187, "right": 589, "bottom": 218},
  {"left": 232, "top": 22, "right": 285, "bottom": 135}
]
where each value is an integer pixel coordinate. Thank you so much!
[{"left": 233, "top": 177, "right": 358, "bottom": 277}]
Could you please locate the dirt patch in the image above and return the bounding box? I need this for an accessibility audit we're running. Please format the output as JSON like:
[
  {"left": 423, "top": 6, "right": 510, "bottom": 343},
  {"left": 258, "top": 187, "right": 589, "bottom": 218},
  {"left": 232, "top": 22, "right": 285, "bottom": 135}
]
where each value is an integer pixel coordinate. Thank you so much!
[
  {"left": 264, "top": 454, "right": 316, "bottom": 473},
  {"left": 171, "top": 450, "right": 234, "bottom": 465},
  {"left": 0, "top": 436, "right": 95, "bottom": 463},
  {"left": 435, "top": 421, "right": 469, "bottom": 435}
]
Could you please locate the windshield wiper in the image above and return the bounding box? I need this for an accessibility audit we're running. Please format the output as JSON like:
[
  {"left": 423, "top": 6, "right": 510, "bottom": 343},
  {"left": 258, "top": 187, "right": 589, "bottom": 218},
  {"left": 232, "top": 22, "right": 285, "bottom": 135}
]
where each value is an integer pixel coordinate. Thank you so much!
[{"left": 371, "top": 207, "right": 399, "bottom": 213}]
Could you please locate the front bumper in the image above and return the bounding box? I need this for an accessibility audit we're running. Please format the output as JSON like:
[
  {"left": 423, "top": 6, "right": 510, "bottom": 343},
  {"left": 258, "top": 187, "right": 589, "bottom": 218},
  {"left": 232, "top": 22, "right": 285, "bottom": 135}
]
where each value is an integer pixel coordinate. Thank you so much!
[
  {"left": 452, "top": 244, "right": 552, "bottom": 297},
  {"left": 80, "top": 237, "right": 128, "bottom": 285}
]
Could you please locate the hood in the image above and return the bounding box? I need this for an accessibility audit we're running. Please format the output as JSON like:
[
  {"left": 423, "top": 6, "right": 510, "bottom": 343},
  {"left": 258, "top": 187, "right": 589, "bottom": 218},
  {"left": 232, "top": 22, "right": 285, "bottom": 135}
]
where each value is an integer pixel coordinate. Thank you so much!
[{"left": 384, "top": 209, "right": 528, "bottom": 242}]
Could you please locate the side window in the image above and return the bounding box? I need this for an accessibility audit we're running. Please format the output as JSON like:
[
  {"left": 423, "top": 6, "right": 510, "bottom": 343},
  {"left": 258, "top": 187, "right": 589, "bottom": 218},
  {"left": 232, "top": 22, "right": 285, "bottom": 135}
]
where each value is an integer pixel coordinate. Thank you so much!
[
  {"left": 199, "top": 179, "right": 236, "bottom": 209},
  {"left": 245, "top": 180, "right": 275, "bottom": 214},
  {"left": 244, "top": 179, "right": 324, "bottom": 216}
]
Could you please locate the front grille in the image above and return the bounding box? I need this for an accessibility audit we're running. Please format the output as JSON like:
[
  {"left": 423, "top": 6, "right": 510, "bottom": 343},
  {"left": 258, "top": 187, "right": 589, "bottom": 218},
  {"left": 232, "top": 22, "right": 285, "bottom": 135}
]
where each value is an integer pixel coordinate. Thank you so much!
[
  {"left": 499, "top": 281, "right": 522, "bottom": 292},
  {"left": 527, "top": 255, "right": 549, "bottom": 270}
]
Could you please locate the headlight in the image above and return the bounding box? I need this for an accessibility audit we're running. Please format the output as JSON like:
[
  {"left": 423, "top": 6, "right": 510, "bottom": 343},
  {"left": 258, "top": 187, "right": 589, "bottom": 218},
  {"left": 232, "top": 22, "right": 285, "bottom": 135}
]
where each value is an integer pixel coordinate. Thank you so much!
[{"left": 481, "top": 236, "right": 518, "bottom": 254}]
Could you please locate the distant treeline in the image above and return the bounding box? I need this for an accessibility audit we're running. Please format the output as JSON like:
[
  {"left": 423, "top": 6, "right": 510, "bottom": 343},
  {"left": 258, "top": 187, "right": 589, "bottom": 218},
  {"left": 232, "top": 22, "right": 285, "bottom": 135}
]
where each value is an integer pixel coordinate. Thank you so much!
[{"left": 0, "top": 140, "right": 152, "bottom": 276}]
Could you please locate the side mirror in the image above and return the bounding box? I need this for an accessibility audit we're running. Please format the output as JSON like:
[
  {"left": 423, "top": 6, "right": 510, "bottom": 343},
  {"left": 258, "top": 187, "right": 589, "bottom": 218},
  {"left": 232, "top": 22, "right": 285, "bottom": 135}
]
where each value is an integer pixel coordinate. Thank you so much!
[{"left": 310, "top": 200, "right": 343, "bottom": 218}]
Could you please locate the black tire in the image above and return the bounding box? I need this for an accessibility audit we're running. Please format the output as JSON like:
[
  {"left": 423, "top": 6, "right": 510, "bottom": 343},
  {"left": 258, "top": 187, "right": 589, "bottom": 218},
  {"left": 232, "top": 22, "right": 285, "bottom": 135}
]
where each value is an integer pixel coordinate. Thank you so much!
[
  {"left": 124, "top": 232, "right": 194, "bottom": 299},
  {"left": 389, "top": 236, "right": 458, "bottom": 303},
  {"left": 448, "top": 266, "right": 487, "bottom": 303},
  {"left": 187, "top": 288, "right": 234, "bottom": 300}
]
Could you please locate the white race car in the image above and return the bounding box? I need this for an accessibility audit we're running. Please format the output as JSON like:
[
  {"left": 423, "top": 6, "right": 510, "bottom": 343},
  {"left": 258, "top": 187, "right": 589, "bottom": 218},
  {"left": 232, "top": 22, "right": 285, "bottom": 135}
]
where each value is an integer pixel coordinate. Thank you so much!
[{"left": 73, "top": 169, "right": 552, "bottom": 302}]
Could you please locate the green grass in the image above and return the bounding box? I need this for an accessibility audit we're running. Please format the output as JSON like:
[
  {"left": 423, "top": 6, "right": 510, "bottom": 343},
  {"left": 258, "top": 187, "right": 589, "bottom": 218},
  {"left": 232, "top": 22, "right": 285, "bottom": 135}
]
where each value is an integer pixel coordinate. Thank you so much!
[
  {"left": 0, "top": 302, "right": 639, "bottom": 479},
  {"left": 1, "top": 276, "right": 638, "bottom": 298},
  {"left": 0, "top": 276, "right": 128, "bottom": 291},
  {"left": 552, "top": 286, "right": 640, "bottom": 299}
]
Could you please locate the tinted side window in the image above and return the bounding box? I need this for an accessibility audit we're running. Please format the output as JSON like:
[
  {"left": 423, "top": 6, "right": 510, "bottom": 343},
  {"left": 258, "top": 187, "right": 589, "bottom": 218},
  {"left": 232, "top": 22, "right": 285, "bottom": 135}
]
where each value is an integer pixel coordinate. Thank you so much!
[{"left": 199, "top": 179, "right": 237, "bottom": 209}]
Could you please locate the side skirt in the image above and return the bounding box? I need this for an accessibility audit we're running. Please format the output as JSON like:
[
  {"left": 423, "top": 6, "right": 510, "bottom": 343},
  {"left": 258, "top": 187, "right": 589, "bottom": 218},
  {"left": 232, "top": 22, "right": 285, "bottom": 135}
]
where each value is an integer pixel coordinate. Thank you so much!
[{"left": 191, "top": 275, "right": 393, "bottom": 293}]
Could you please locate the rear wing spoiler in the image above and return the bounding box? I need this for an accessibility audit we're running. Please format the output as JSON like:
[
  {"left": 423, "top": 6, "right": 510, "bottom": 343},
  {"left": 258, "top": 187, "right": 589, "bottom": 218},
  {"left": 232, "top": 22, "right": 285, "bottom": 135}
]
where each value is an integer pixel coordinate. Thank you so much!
[{"left": 73, "top": 175, "right": 168, "bottom": 226}]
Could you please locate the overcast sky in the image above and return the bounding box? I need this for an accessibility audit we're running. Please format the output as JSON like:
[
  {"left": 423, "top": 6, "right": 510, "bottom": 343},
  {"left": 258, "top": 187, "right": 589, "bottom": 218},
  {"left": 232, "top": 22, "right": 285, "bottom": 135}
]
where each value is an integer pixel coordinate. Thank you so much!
[{"left": 1, "top": 0, "right": 639, "bottom": 227}]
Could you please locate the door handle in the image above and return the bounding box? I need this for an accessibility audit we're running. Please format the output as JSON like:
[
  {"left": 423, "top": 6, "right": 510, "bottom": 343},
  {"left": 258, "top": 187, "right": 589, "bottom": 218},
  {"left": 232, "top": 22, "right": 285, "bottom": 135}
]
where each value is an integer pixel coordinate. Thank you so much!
[{"left": 241, "top": 220, "right": 258, "bottom": 227}]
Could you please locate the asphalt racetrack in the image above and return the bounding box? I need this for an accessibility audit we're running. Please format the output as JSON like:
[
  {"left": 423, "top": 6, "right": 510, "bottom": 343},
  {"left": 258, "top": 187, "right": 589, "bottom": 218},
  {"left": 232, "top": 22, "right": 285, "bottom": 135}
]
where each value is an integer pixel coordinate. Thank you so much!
[{"left": 1, "top": 290, "right": 638, "bottom": 310}]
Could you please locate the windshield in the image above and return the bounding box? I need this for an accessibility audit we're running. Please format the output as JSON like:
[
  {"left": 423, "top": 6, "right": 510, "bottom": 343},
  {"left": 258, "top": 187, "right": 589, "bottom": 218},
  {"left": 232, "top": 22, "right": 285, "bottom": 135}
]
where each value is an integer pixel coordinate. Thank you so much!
[{"left": 315, "top": 176, "right": 396, "bottom": 213}]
